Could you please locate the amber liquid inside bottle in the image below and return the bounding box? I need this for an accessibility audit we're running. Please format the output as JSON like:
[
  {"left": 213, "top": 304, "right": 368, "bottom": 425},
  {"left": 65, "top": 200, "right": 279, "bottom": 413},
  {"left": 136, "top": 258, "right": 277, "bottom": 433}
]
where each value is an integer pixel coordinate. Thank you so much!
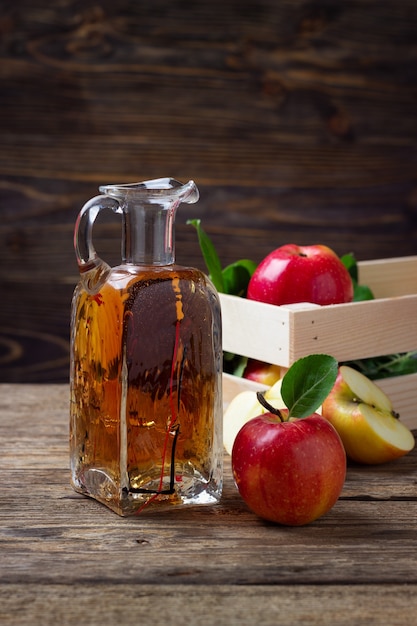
[{"left": 70, "top": 264, "right": 223, "bottom": 516}]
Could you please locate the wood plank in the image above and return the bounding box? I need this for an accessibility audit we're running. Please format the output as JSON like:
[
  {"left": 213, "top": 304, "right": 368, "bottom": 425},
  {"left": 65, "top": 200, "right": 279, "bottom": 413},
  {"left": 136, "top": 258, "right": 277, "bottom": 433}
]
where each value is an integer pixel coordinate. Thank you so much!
[
  {"left": 290, "top": 295, "right": 417, "bottom": 362},
  {"left": 1, "top": 584, "right": 417, "bottom": 626},
  {"left": 1, "top": 1, "right": 417, "bottom": 384},
  {"left": 358, "top": 256, "right": 417, "bottom": 299},
  {"left": 2, "top": 486, "right": 417, "bottom": 586}
]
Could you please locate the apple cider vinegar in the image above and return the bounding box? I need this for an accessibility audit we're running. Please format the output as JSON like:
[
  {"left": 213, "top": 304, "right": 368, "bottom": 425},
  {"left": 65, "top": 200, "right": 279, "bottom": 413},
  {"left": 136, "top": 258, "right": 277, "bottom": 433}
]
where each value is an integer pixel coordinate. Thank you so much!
[{"left": 69, "top": 180, "right": 223, "bottom": 515}]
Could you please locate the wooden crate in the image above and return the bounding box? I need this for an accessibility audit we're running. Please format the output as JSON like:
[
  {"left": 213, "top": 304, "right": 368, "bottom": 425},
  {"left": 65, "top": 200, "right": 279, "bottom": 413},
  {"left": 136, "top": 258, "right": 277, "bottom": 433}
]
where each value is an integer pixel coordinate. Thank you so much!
[{"left": 220, "top": 256, "right": 417, "bottom": 429}]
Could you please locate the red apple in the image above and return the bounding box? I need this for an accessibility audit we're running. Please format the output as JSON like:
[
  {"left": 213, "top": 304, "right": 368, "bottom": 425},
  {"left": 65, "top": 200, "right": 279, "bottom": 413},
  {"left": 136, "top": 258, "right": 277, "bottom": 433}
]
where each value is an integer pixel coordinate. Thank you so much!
[
  {"left": 242, "top": 359, "right": 283, "bottom": 386},
  {"left": 232, "top": 409, "right": 346, "bottom": 525},
  {"left": 247, "top": 243, "right": 353, "bottom": 306}
]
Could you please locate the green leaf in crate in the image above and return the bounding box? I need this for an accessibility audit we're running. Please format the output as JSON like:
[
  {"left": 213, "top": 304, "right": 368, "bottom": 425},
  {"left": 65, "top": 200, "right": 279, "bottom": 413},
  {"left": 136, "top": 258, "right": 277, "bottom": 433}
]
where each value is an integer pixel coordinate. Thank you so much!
[
  {"left": 341, "top": 252, "right": 375, "bottom": 302},
  {"left": 187, "top": 219, "right": 225, "bottom": 292},
  {"left": 353, "top": 284, "right": 375, "bottom": 301},
  {"left": 340, "top": 252, "right": 358, "bottom": 283},
  {"left": 222, "top": 259, "right": 257, "bottom": 297}
]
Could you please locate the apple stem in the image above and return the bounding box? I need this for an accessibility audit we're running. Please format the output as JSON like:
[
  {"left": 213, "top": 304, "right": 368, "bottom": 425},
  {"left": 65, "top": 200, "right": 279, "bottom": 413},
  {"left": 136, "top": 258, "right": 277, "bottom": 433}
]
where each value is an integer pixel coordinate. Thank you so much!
[{"left": 256, "top": 392, "right": 285, "bottom": 421}]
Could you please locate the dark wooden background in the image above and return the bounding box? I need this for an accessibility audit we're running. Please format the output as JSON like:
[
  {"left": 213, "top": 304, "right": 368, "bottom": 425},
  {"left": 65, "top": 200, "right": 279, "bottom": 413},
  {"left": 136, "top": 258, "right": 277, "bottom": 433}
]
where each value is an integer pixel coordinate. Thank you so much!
[{"left": 1, "top": 0, "right": 416, "bottom": 383}]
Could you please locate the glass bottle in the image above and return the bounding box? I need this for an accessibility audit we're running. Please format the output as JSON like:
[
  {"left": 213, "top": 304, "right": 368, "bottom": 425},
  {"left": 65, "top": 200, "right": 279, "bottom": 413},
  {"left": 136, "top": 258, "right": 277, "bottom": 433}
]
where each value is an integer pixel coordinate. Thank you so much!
[{"left": 69, "top": 178, "right": 223, "bottom": 516}]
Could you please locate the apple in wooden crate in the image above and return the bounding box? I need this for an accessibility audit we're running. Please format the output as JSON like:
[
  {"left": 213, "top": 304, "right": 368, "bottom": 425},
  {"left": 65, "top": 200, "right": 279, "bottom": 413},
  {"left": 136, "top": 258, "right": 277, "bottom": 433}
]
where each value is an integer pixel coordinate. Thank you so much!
[
  {"left": 247, "top": 243, "right": 353, "bottom": 306},
  {"left": 321, "top": 365, "right": 415, "bottom": 464},
  {"left": 242, "top": 358, "right": 283, "bottom": 386}
]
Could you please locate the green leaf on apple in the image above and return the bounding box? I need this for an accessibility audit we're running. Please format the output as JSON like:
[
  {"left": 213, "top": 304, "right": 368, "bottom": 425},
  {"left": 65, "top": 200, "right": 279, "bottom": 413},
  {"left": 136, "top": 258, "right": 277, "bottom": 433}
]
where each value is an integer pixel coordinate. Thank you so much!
[{"left": 281, "top": 354, "right": 339, "bottom": 419}]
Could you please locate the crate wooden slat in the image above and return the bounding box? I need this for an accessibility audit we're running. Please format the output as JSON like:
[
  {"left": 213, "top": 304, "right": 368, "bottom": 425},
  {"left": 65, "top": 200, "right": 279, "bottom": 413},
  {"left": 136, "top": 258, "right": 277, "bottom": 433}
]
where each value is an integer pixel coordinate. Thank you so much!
[
  {"left": 221, "top": 293, "right": 417, "bottom": 365},
  {"left": 358, "top": 256, "right": 417, "bottom": 298}
]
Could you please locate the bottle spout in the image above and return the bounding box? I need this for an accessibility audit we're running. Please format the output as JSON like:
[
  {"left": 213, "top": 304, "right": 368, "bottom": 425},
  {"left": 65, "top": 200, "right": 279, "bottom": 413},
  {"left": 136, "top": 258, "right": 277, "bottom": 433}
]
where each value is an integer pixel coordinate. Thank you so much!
[
  {"left": 99, "top": 178, "right": 199, "bottom": 205},
  {"left": 173, "top": 179, "right": 199, "bottom": 204}
]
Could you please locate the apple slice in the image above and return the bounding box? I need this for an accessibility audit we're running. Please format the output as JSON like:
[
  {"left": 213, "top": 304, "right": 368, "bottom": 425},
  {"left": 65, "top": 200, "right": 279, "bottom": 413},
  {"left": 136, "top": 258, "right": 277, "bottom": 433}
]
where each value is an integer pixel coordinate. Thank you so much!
[
  {"left": 358, "top": 403, "right": 414, "bottom": 452},
  {"left": 322, "top": 365, "right": 415, "bottom": 464},
  {"left": 340, "top": 364, "right": 393, "bottom": 414}
]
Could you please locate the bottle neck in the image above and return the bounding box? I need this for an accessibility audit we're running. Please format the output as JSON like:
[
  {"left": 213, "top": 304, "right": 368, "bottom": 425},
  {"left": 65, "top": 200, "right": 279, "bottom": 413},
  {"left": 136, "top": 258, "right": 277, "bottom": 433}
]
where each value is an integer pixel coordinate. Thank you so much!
[
  {"left": 98, "top": 178, "right": 199, "bottom": 267},
  {"left": 122, "top": 201, "right": 176, "bottom": 266}
]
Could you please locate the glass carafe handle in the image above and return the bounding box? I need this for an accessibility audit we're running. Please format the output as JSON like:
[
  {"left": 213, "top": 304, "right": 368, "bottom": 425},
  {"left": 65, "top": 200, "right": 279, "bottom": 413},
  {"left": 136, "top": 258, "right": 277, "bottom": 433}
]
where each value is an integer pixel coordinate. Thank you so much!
[{"left": 74, "top": 194, "right": 121, "bottom": 294}]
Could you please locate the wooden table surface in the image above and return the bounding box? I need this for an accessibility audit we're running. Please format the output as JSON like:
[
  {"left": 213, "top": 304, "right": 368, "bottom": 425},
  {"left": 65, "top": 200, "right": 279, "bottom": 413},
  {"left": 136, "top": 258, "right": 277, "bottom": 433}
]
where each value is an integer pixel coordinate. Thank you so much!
[{"left": 1, "top": 383, "right": 417, "bottom": 625}]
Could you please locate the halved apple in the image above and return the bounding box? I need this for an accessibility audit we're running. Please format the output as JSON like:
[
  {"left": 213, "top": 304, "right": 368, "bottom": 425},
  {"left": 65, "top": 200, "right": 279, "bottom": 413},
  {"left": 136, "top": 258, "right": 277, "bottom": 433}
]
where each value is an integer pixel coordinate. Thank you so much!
[
  {"left": 223, "top": 379, "right": 285, "bottom": 455},
  {"left": 321, "top": 365, "right": 415, "bottom": 464}
]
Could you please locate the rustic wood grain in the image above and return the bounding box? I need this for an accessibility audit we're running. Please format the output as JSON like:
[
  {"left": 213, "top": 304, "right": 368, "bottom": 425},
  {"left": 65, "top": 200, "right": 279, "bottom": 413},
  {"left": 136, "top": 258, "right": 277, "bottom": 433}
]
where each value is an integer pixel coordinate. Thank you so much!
[
  {"left": 1, "top": 383, "right": 417, "bottom": 624},
  {"left": 1, "top": 385, "right": 417, "bottom": 581},
  {"left": 1, "top": 584, "right": 417, "bottom": 626},
  {"left": 1, "top": 1, "right": 417, "bottom": 382}
]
